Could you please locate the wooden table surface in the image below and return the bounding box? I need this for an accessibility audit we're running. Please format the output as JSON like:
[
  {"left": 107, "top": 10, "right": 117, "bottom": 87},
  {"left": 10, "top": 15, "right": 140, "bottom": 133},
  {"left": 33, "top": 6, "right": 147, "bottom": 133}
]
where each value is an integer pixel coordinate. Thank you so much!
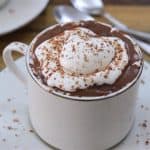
[{"left": 0, "top": 3, "right": 150, "bottom": 69}]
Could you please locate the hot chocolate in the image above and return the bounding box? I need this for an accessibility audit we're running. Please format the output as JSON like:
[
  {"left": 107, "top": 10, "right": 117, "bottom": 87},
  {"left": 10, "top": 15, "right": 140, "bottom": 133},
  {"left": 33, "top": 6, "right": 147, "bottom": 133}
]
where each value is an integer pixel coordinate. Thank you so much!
[{"left": 29, "top": 21, "right": 143, "bottom": 97}]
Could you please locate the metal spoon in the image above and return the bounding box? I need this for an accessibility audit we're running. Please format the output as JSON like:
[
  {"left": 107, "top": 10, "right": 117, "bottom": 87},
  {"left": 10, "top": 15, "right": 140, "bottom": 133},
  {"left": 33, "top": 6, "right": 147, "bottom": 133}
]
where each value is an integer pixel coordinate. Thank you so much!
[
  {"left": 53, "top": 5, "right": 94, "bottom": 23},
  {"left": 53, "top": 5, "right": 150, "bottom": 55},
  {"left": 70, "top": 0, "right": 150, "bottom": 42}
]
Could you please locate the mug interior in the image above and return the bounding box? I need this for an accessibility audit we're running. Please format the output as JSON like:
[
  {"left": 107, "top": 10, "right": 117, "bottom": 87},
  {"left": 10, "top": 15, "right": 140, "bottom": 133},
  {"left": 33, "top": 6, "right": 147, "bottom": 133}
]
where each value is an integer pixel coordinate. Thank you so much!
[{"left": 26, "top": 22, "right": 143, "bottom": 101}]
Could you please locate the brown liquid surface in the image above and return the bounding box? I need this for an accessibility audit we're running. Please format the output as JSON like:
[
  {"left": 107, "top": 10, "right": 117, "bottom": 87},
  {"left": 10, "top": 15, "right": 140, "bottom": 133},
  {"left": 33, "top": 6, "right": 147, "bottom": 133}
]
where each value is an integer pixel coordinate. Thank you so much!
[{"left": 30, "top": 21, "right": 143, "bottom": 97}]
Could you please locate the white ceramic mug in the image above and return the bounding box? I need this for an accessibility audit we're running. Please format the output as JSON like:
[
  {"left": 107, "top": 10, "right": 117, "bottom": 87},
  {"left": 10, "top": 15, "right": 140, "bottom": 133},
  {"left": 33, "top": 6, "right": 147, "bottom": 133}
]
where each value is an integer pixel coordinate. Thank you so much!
[{"left": 3, "top": 23, "right": 143, "bottom": 150}]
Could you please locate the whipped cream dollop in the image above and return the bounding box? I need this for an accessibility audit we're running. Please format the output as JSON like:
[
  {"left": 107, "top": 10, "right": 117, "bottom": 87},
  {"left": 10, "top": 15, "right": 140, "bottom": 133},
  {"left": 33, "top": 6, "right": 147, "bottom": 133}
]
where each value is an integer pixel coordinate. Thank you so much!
[{"left": 35, "top": 27, "right": 129, "bottom": 92}]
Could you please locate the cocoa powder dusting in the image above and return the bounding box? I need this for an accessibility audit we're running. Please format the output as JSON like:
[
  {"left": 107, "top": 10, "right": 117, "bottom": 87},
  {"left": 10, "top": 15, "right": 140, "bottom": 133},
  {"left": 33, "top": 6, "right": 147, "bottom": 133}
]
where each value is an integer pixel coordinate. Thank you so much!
[{"left": 30, "top": 21, "right": 142, "bottom": 97}]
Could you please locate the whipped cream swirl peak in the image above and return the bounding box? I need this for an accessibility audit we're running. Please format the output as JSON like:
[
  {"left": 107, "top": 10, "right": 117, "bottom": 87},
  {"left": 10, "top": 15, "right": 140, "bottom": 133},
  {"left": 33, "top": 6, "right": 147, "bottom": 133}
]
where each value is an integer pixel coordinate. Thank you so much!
[{"left": 35, "top": 27, "right": 129, "bottom": 92}]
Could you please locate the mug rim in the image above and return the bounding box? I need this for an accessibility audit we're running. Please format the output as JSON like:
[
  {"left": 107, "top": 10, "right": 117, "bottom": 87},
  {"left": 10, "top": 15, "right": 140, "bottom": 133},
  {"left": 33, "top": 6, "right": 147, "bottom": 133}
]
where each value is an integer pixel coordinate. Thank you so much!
[{"left": 26, "top": 21, "right": 143, "bottom": 101}]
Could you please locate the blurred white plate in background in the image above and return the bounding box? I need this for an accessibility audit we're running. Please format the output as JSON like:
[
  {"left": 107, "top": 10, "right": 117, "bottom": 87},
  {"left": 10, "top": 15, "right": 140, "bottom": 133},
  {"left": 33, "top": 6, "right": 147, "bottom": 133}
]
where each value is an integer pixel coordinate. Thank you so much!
[{"left": 0, "top": 0, "right": 49, "bottom": 36}]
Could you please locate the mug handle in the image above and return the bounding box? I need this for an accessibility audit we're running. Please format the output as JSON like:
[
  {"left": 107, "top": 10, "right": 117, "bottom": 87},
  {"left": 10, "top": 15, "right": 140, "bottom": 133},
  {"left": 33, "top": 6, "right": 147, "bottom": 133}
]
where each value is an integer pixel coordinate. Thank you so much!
[{"left": 3, "top": 42, "right": 29, "bottom": 86}]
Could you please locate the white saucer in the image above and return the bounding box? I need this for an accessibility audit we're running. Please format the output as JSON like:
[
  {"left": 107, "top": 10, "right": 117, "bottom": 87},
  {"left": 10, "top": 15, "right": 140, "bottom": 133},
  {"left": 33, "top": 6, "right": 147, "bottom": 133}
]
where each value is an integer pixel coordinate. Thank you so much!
[
  {"left": 0, "top": 57, "right": 150, "bottom": 150},
  {"left": 0, "top": 0, "right": 49, "bottom": 36}
]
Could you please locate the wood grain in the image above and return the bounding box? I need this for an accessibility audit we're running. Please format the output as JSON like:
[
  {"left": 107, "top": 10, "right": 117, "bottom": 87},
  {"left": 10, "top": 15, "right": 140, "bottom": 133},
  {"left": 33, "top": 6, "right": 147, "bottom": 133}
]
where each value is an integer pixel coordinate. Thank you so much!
[
  {"left": 52, "top": 0, "right": 150, "bottom": 4},
  {"left": 0, "top": 4, "right": 150, "bottom": 69},
  {"left": 104, "top": 0, "right": 150, "bottom": 4}
]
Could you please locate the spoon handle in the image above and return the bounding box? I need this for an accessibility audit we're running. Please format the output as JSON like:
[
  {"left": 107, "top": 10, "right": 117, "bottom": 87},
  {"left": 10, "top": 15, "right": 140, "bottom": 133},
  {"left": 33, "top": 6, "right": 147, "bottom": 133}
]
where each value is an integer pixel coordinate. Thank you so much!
[
  {"left": 103, "top": 12, "right": 150, "bottom": 42},
  {"left": 134, "top": 38, "right": 150, "bottom": 55}
]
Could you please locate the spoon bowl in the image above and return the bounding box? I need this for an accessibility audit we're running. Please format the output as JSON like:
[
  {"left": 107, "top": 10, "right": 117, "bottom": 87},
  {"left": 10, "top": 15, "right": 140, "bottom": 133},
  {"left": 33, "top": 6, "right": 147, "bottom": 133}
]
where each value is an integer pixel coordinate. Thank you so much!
[
  {"left": 70, "top": 0, "right": 104, "bottom": 15},
  {"left": 53, "top": 5, "right": 94, "bottom": 23}
]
